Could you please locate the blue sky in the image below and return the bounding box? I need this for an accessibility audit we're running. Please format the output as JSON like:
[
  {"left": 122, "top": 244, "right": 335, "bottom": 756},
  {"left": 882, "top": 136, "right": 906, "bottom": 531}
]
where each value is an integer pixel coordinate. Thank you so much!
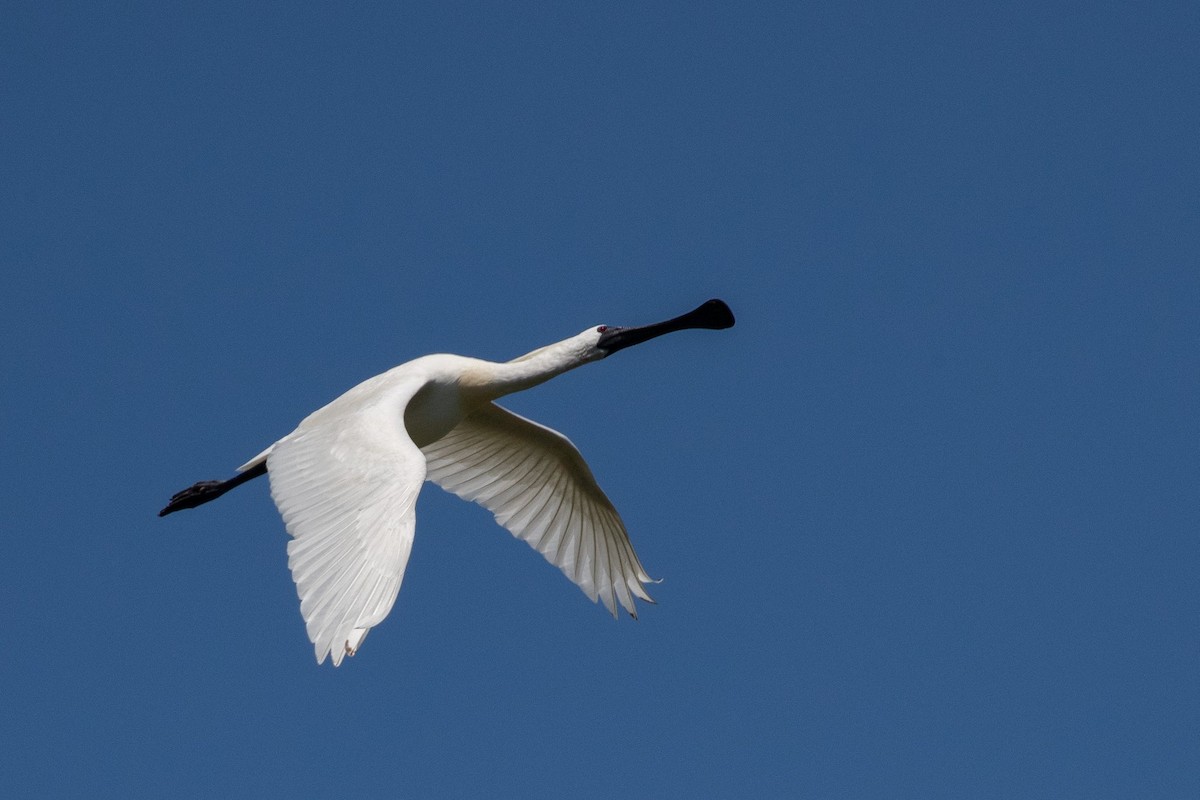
[{"left": 2, "top": 2, "right": 1196, "bottom": 797}]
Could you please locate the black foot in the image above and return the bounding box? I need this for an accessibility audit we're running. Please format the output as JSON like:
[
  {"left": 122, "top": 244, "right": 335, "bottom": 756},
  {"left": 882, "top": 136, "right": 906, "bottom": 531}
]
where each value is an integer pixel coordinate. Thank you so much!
[
  {"left": 159, "top": 480, "right": 227, "bottom": 517},
  {"left": 159, "top": 462, "right": 266, "bottom": 517}
]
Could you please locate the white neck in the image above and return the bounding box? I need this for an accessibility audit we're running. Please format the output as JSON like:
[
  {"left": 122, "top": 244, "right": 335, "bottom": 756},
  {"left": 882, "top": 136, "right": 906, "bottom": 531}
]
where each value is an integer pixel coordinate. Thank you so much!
[{"left": 466, "top": 333, "right": 600, "bottom": 401}]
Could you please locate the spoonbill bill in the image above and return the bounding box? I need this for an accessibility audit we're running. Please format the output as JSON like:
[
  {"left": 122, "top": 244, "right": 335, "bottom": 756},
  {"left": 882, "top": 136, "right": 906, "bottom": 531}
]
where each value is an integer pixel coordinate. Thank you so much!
[{"left": 160, "top": 298, "right": 735, "bottom": 665}]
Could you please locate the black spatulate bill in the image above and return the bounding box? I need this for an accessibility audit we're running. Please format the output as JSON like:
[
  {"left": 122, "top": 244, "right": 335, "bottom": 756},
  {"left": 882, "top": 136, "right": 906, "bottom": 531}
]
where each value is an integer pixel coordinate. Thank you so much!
[{"left": 596, "top": 299, "right": 735, "bottom": 356}]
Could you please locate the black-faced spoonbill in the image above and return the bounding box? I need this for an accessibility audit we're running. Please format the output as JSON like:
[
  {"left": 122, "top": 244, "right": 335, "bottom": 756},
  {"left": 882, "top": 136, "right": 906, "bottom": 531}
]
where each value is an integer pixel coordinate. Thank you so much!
[{"left": 160, "top": 299, "right": 735, "bottom": 665}]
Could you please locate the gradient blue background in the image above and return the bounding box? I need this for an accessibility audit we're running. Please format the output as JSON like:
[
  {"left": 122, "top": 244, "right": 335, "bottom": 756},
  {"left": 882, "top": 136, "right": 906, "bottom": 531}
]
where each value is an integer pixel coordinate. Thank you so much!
[{"left": 3, "top": 2, "right": 1196, "bottom": 797}]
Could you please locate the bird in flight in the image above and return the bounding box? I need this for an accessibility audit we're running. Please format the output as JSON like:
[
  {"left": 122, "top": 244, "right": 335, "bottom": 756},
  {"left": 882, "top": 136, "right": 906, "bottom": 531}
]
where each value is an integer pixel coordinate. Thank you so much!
[{"left": 160, "top": 299, "right": 735, "bottom": 665}]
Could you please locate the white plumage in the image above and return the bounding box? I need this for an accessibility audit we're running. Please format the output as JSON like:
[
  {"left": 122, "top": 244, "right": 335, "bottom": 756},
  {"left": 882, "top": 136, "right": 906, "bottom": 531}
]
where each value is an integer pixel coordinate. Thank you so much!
[
  {"left": 422, "top": 402, "right": 656, "bottom": 618},
  {"left": 162, "top": 300, "right": 734, "bottom": 665}
]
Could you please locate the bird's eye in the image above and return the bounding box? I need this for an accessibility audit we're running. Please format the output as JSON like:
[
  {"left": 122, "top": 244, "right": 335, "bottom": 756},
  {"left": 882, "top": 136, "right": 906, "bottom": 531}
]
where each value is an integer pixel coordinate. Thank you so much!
[{"left": 597, "top": 325, "right": 607, "bottom": 333}]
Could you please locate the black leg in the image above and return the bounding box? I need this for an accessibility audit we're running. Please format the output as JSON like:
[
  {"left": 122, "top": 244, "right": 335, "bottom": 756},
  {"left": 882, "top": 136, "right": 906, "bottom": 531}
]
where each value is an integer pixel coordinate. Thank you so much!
[{"left": 159, "top": 461, "right": 267, "bottom": 516}]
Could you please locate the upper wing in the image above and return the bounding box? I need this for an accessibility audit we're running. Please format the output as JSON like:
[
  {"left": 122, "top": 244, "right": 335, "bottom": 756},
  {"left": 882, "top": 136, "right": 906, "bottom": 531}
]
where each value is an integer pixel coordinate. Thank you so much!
[
  {"left": 266, "top": 379, "right": 427, "bottom": 666},
  {"left": 421, "top": 402, "right": 655, "bottom": 617}
]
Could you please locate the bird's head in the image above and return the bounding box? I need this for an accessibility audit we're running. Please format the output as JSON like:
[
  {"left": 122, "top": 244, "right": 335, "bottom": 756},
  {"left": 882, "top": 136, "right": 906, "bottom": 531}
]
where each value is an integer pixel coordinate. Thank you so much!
[{"left": 504, "top": 299, "right": 735, "bottom": 389}]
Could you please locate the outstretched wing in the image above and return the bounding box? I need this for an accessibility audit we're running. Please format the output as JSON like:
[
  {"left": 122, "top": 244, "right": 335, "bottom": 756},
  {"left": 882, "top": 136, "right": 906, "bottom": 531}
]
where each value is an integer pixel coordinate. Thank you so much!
[
  {"left": 421, "top": 402, "right": 655, "bottom": 617},
  {"left": 266, "top": 379, "right": 427, "bottom": 666}
]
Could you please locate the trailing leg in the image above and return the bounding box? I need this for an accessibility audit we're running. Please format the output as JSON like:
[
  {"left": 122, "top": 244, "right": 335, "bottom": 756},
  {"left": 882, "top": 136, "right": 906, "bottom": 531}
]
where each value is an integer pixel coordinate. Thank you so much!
[{"left": 159, "top": 461, "right": 267, "bottom": 516}]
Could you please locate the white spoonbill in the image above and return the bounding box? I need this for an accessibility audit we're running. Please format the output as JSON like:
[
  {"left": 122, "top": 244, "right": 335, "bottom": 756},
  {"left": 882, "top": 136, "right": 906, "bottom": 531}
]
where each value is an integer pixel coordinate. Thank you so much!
[{"left": 160, "top": 298, "right": 735, "bottom": 665}]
